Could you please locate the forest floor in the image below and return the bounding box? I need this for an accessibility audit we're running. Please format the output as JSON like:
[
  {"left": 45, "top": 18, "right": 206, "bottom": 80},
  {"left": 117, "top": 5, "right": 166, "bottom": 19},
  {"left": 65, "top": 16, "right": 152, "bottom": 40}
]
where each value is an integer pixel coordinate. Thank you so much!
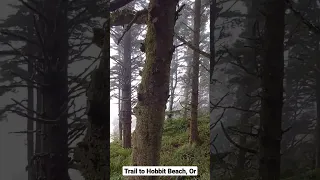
[{"left": 110, "top": 115, "right": 210, "bottom": 180}]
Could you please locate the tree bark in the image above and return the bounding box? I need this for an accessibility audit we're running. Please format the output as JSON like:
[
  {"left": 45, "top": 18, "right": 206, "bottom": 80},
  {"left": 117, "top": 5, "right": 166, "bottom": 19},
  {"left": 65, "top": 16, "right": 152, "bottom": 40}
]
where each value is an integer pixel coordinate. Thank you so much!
[
  {"left": 35, "top": 87, "right": 43, "bottom": 179},
  {"left": 209, "top": 0, "right": 216, "bottom": 178},
  {"left": 118, "top": 81, "right": 123, "bottom": 141},
  {"left": 27, "top": 50, "right": 35, "bottom": 180},
  {"left": 26, "top": 20, "right": 35, "bottom": 180},
  {"left": 182, "top": 49, "right": 192, "bottom": 121},
  {"left": 259, "top": 0, "right": 285, "bottom": 179},
  {"left": 40, "top": 1, "right": 70, "bottom": 179},
  {"left": 122, "top": 28, "right": 132, "bottom": 148},
  {"left": 190, "top": 0, "right": 201, "bottom": 144},
  {"left": 168, "top": 55, "right": 178, "bottom": 120},
  {"left": 130, "top": 0, "right": 178, "bottom": 179},
  {"left": 315, "top": 39, "right": 320, "bottom": 168},
  {"left": 75, "top": 18, "right": 111, "bottom": 180}
]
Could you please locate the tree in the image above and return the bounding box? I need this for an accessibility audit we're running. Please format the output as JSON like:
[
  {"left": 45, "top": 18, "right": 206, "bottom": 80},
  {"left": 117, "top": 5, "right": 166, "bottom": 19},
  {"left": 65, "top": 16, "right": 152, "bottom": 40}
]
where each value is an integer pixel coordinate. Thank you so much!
[
  {"left": 190, "top": 0, "right": 201, "bottom": 144},
  {"left": 130, "top": 1, "right": 179, "bottom": 176},
  {"left": 258, "top": 0, "right": 285, "bottom": 179},
  {"left": 122, "top": 28, "right": 132, "bottom": 148}
]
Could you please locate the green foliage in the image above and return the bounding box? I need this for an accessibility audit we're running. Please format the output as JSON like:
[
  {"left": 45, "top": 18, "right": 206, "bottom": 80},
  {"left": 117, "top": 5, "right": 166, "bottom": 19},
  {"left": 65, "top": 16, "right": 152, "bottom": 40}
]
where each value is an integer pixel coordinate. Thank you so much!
[
  {"left": 110, "top": 141, "right": 132, "bottom": 179},
  {"left": 110, "top": 115, "right": 210, "bottom": 180}
]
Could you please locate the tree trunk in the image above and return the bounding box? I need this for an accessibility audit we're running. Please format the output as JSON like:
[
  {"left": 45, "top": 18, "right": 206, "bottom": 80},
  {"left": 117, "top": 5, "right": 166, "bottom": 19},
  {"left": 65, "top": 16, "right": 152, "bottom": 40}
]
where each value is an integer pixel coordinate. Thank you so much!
[
  {"left": 315, "top": 40, "right": 320, "bottom": 168},
  {"left": 118, "top": 82, "right": 123, "bottom": 141},
  {"left": 183, "top": 49, "right": 192, "bottom": 121},
  {"left": 209, "top": 1, "right": 218, "bottom": 178},
  {"left": 40, "top": 1, "right": 70, "bottom": 179},
  {"left": 122, "top": 28, "right": 132, "bottom": 148},
  {"left": 27, "top": 49, "right": 35, "bottom": 180},
  {"left": 75, "top": 18, "right": 111, "bottom": 180},
  {"left": 168, "top": 55, "right": 178, "bottom": 120},
  {"left": 130, "top": 1, "right": 178, "bottom": 179},
  {"left": 35, "top": 87, "right": 43, "bottom": 179},
  {"left": 190, "top": 0, "right": 201, "bottom": 144},
  {"left": 26, "top": 19, "right": 36, "bottom": 179},
  {"left": 259, "top": 0, "right": 285, "bottom": 179}
]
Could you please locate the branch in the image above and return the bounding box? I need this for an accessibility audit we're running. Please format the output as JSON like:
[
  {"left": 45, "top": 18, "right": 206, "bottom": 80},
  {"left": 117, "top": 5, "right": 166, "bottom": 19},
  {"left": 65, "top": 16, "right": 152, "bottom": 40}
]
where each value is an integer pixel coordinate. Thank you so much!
[
  {"left": 174, "top": 33, "right": 210, "bottom": 58},
  {"left": 117, "top": 9, "right": 148, "bottom": 44},
  {"left": 221, "top": 122, "right": 257, "bottom": 154},
  {"left": 0, "top": 30, "right": 40, "bottom": 47},
  {"left": 110, "top": 0, "right": 135, "bottom": 12},
  {"left": 111, "top": 9, "right": 147, "bottom": 27},
  {"left": 19, "top": 0, "right": 48, "bottom": 23},
  {"left": 285, "top": 0, "right": 320, "bottom": 34}
]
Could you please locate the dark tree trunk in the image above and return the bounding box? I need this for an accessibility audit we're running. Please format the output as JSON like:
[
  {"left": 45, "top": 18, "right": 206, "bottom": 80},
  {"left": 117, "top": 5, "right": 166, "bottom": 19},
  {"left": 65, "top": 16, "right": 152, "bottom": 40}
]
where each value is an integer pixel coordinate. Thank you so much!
[
  {"left": 210, "top": 0, "right": 219, "bottom": 179},
  {"left": 26, "top": 21, "right": 35, "bottom": 180},
  {"left": 259, "top": 0, "right": 285, "bottom": 179},
  {"left": 122, "top": 28, "right": 132, "bottom": 148},
  {"left": 75, "top": 18, "right": 111, "bottom": 180},
  {"left": 27, "top": 51, "right": 35, "bottom": 180},
  {"left": 190, "top": 0, "right": 201, "bottom": 144},
  {"left": 35, "top": 87, "right": 43, "bottom": 179},
  {"left": 315, "top": 41, "right": 320, "bottom": 168},
  {"left": 130, "top": 1, "right": 178, "bottom": 179},
  {"left": 40, "top": 1, "right": 70, "bottom": 179}
]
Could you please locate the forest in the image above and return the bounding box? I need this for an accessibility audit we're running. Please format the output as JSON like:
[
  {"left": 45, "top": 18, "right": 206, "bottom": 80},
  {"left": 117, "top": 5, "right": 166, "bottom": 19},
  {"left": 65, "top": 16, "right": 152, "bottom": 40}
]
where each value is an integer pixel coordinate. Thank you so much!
[{"left": 0, "top": 0, "right": 319, "bottom": 180}]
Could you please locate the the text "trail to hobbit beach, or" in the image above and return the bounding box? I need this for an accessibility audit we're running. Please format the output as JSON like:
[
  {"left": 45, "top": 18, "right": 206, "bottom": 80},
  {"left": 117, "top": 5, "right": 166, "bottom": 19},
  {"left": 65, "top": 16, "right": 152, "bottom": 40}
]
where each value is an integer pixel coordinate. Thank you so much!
[{"left": 122, "top": 166, "right": 198, "bottom": 176}]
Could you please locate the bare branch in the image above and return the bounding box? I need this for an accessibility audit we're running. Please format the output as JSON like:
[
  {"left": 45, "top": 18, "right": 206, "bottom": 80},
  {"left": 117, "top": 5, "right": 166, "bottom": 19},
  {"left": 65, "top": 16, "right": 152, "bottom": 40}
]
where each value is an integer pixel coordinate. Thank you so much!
[{"left": 221, "top": 122, "right": 257, "bottom": 154}]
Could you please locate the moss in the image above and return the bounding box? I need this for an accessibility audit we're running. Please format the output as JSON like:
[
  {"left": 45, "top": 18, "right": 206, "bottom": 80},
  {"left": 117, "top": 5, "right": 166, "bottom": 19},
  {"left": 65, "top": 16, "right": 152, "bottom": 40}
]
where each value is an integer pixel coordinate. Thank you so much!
[
  {"left": 110, "top": 115, "right": 210, "bottom": 180},
  {"left": 74, "top": 16, "right": 110, "bottom": 180}
]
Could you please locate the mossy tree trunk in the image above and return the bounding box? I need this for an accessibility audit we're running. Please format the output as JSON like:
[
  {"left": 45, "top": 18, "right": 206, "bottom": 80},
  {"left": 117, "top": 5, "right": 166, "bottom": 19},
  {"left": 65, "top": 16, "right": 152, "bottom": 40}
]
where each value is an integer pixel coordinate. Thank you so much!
[
  {"left": 259, "top": 0, "right": 285, "bottom": 179},
  {"left": 189, "top": 0, "right": 201, "bottom": 144},
  {"left": 76, "top": 18, "right": 111, "bottom": 179},
  {"left": 130, "top": 0, "right": 178, "bottom": 179}
]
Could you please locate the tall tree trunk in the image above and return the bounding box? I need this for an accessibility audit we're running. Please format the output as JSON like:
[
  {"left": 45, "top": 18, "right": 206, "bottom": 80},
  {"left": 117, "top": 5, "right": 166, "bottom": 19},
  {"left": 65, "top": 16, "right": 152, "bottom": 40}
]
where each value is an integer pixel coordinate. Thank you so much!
[
  {"left": 168, "top": 55, "right": 178, "bottom": 120},
  {"left": 130, "top": 1, "right": 178, "bottom": 179},
  {"left": 259, "top": 0, "right": 285, "bottom": 179},
  {"left": 118, "top": 81, "right": 123, "bottom": 141},
  {"left": 183, "top": 49, "right": 193, "bottom": 121},
  {"left": 190, "top": 0, "right": 201, "bottom": 144},
  {"left": 75, "top": 19, "right": 111, "bottom": 180},
  {"left": 35, "top": 87, "right": 43, "bottom": 179},
  {"left": 27, "top": 49, "right": 35, "bottom": 180},
  {"left": 182, "top": 68, "right": 191, "bottom": 120},
  {"left": 315, "top": 41, "right": 320, "bottom": 168},
  {"left": 26, "top": 18, "right": 36, "bottom": 179},
  {"left": 40, "top": 1, "right": 70, "bottom": 179},
  {"left": 122, "top": 28, "right": 132, "bottom": 148},
  {"left": 210, "top": 1, "right": 218, "bottom": 179}
]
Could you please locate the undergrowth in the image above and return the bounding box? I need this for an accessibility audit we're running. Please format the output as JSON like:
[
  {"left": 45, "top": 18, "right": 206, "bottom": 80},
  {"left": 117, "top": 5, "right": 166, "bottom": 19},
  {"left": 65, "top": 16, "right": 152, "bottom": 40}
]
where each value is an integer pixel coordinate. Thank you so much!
[{"left": 110, "top": 115, "right": 210, "bottom": 180}]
